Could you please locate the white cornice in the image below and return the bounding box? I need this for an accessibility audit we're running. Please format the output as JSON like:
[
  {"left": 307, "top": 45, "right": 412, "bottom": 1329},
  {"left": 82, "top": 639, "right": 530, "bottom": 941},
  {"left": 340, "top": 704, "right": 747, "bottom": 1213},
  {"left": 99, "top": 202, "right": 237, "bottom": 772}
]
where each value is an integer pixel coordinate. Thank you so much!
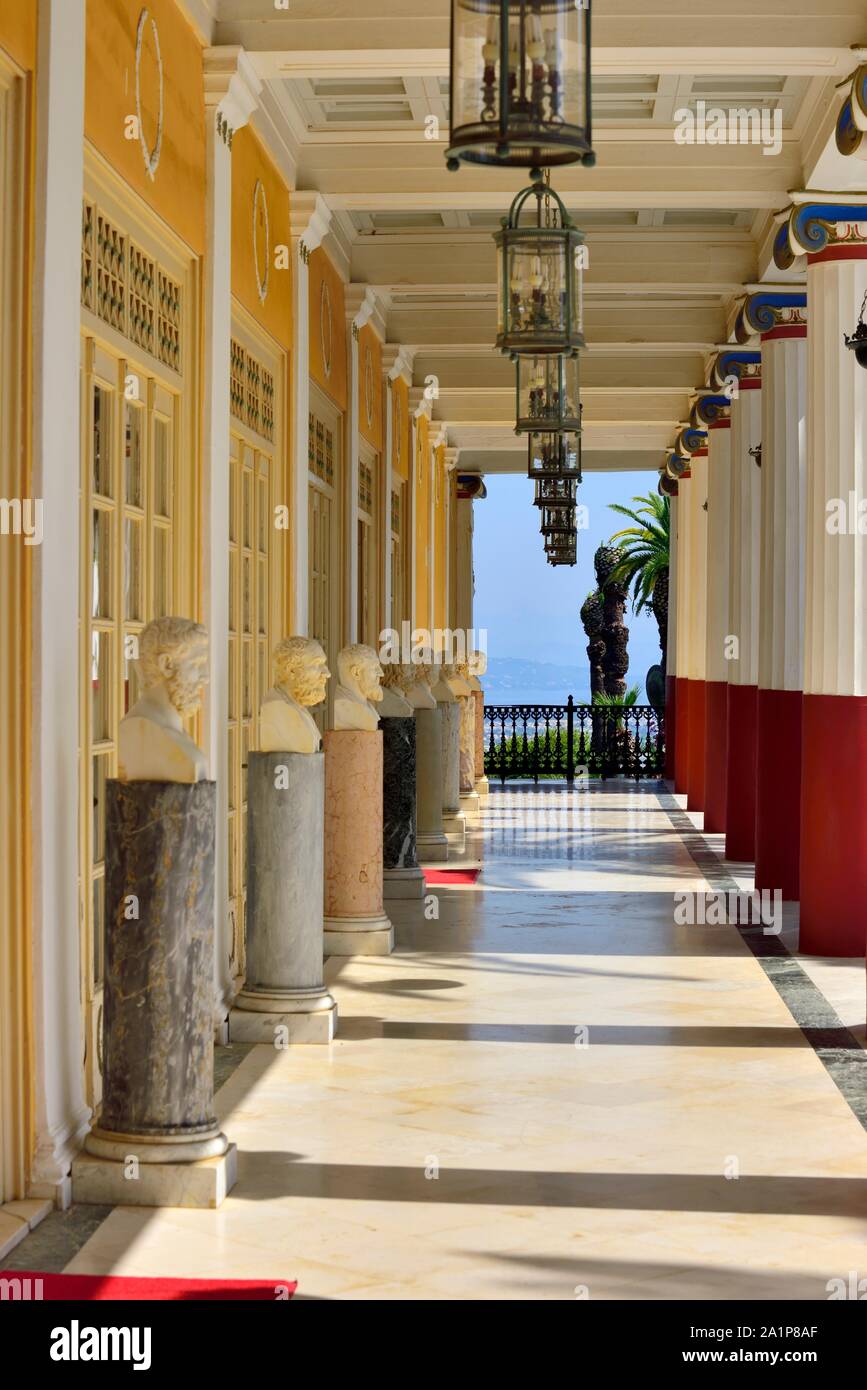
[
  {"left": 249, "top": 81, "right": 299, "bottom": 189},
  {"left": 289, "top": 192, "right": 332, "bottom": 256},
  {"left": 203, "top": 47, "right": 262, "bottom": 133},
  {"left": 382, "top": 345, "right": 415, "bottom": 385}
]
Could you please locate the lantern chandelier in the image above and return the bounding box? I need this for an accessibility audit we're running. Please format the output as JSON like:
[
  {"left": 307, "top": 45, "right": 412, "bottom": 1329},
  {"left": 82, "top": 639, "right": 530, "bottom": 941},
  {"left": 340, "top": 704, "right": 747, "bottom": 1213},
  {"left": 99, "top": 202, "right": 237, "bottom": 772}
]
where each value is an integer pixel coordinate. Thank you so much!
[
  {"left": 515, "top": 351, "right": 581, "bottom": 433},
  {"left": 445, "top": 0, "right": 595, "bottom": 175},
  {"left": 495, "top": 175, "right": 585, "bottom": 357}
]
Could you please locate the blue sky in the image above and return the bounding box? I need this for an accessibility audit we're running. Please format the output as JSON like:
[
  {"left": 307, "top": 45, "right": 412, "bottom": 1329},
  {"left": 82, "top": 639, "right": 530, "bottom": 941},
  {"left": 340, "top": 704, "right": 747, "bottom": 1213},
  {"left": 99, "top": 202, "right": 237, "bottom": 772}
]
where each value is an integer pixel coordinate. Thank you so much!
[{"left": 474, "top": 470, "right": 663, "bottom": 701}]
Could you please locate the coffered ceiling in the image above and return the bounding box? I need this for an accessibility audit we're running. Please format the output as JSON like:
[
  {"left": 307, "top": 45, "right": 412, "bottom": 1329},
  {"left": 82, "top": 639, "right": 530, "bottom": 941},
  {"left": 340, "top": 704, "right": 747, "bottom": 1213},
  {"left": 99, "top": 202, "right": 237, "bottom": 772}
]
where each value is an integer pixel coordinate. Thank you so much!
[{"left": 191, "top": 0, "right": 867, "bottom": 474}]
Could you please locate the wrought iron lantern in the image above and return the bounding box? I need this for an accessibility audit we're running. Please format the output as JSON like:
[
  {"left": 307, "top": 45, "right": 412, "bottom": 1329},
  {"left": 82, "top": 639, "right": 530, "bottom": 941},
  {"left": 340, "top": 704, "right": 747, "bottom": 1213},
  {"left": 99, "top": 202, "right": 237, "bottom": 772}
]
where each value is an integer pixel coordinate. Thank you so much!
[
  {"left": 844, "top": 289, "right": 867, "bottom": 370},
  {"left": 533, "top": 473, "right": 577, "bottom": 508},
  {"left": 445, "top": 1, "right": 595, "bottom": 175},
  {"left": 495, "top": 178, "right": 585, "bottom": 356},
  {"left": 545, "top": 529, "right": 577, "bottom": 566},
  {"left": 527, "top": 428, "right": 582, "bottom": 480},
  {"left": 539, "top": 502, "right": 575, "bottom": 536},
  {"left": 515, "top": 353, "right": 581, "bottom": 433}
]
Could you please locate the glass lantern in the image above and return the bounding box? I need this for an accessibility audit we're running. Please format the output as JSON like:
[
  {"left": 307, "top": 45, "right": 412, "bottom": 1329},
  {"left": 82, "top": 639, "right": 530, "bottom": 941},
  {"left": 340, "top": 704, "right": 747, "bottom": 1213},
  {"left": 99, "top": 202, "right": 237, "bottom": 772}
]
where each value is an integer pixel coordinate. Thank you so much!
[
  {"left": 516, "top": 353, "right": 581, "bottom": 433},
  {"left": 495, "top": 179, "right": 585, "bottom": 356},
  {"left": 539, "top": 503, "right": 575, "bottom": 536},
  {"left": 533, "top": 473, "right": 577, "bottom": 508},
  {"left": 545, "top": 530, "right": 577, "bottom": 566},
  {"left": 527, "top": 428, "right": 581, "bottom": 480},
  {"left": 445, "top": 1, "right": 594, "bottom": 173}
]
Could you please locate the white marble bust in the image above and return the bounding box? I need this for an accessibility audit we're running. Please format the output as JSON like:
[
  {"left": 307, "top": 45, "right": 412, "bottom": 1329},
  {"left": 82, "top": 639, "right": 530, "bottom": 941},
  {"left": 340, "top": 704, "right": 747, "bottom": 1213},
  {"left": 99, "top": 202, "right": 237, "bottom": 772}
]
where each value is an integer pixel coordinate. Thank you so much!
[
  {"left": 259, "top": 637, "right": 329, "bottom": 754},
  {"left": 333, "top": 643, "right": 384, "bottom": 731},
  {"left": 403, "top": 661, "right": 437, "bottom": 710},
  {"left": 379, "top": 660, "right": 414, "bottom": 717},
  {"left": 468, "top": 648, "right": 487, "bottom": 693},
  {"left": 118, "top": 617, "right": 209, "bottom": 783}
]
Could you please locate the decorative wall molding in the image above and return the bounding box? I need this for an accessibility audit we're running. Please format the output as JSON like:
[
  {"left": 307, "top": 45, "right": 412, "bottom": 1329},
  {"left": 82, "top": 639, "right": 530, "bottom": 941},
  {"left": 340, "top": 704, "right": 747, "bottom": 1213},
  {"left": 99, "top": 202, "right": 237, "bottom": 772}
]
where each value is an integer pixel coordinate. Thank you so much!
[
  {"left": 203, "top": 45, "right": 262, "bottom": 146},
  {"left": 289, "top": 190, "right": 332, "bottom": 261}
]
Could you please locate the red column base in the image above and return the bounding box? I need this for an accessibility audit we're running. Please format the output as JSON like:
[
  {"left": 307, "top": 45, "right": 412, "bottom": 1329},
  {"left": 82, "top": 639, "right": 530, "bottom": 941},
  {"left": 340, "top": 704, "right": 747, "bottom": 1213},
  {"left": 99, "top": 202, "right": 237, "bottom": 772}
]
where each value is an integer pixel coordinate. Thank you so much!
[
  {"left": 725, "top": 684, "right": 757, "bottom": 862},
  {"left": 674, "top": 676, "right": 690, "bottom": 795},
  {"left": 687, "top": 678, "right": 706, "bottom": 812},
  {"left": 800, "top": 693, "right": 867, "bottom": 956},
  {"left": 703, "top": 681, "right": 728, "bottom": 833},
  {"left": 664, "top": 673, "right": 676, "bottom": 782},
  {"left": 755, "top": 687, "right": 802, "bottom": 900}
]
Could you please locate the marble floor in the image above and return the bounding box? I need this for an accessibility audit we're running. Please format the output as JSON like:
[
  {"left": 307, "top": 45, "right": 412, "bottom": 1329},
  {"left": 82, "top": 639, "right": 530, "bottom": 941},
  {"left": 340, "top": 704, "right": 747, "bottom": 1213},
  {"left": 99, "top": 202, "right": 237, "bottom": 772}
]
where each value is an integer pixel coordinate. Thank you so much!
[{"left": 62, "top": 782, "right": 867, "bottom": 1299}]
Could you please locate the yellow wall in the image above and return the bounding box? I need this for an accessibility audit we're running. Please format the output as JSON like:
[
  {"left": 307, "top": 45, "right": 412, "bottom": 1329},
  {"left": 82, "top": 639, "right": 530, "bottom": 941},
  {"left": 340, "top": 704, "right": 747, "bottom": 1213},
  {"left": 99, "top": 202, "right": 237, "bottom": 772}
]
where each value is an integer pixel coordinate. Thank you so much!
[
  {"left": 358, "top": 323, "right": 382, "bottom": 452},
  {"left": 0, "top": 0, "right": 36, "bottom": 70},
  {"left": 391, "top": 374, "right": 409, "bottom": 482},
  {"left": 413, "top": 413, "right": 431, "bottom": 630},
  {"left": 85, "top": 0, "right": 206, "bottom": 254},
  {"left": 308, "top": 246, "right": 346, "bottom": 411},
  {"left": 231, "top": 126, "right": 292, "bottom": 351}
]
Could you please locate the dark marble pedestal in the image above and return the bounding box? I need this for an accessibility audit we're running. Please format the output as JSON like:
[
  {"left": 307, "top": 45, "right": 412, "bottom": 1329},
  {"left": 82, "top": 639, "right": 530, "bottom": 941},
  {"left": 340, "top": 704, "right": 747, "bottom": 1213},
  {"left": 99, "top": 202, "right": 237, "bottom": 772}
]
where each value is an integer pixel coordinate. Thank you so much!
[
  {"left": 382, "top": 716, "right": 425, "bottom": 899},
  {"left": 74, "top": 779, "right": 236, "bottom": 1209},
  {"left": 230, "top": 751, "right": 336, "bottom": 1041}
]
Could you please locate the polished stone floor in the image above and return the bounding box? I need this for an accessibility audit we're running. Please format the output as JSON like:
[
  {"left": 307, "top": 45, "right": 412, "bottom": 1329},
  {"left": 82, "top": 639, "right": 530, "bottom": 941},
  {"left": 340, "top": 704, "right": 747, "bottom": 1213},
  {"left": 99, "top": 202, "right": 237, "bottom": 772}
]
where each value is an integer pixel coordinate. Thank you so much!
[{"left": 63, "top": 782, "right": 867, "bottom": 1299}]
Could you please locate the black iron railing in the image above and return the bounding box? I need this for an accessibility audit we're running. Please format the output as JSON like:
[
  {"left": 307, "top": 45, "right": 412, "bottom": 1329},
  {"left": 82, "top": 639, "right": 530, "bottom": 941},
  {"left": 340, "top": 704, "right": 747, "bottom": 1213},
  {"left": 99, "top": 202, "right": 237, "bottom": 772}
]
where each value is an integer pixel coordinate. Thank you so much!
[{"left": 483, "top": 697, "right": 665, "bottom": 784}]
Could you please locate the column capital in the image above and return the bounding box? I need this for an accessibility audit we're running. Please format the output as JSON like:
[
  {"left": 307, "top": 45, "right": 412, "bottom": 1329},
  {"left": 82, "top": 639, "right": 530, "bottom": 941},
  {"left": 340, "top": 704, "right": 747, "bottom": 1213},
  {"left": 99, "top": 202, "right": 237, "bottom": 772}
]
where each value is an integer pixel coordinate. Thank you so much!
[
  {"left": 289, "top": 192, "right": 332, "bottom": 261},
  {"left": 409, "top": 387, "right": 433, "bottom": 421},
  {"left": 690, "top": 392, "right": 731, "bottom": 430},
  {"left": 203, "top": 46, "right": 262, "bottom": 145},
  {"left": 664, "top": 450, "right": 691, "bottom": 481},
  {"left": 773, "top": 192, "right": 867, "bottom": 268},
  {"left": 674, "top": 424, "right": 708, "bottom": 459},
  {"left": 835, "top": 57, "right": 867, "bottom": 158},
  {"left": 444, "top": 447, "right": 461, "bottom": 470},
  {"left": 710, "top": 347, "right": 761, "bottom": 391},
  {"left": 430, "top": 424, "right": 448, "bottom": 451},
  {"left": 382, "top": 344, "right": 415, "bottom": 385},
  {"left": 733, "top": 287, "right": 807, "bottom": 343}
]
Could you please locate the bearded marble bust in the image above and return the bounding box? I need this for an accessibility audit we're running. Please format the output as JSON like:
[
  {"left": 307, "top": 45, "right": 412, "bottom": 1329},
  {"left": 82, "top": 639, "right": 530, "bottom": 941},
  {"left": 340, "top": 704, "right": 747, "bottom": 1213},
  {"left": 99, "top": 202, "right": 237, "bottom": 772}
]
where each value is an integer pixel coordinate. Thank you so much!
[
  {"left": 403, "top": 661, "right": 437, "bottom": 710},
  {"left": 259, "top": 637, "right": 329, "bottom": 754},
  {"left": 445, "top": 659, "right": 473, "bottom": 698},
  {"left": 468, "top": 648, "right": 487, "bottom": 692},
  {"left": 379, "top": 660, "right": 414, "bottom": 717},
  {"left": 118, "top": 617, "right": 209, "bottom": 783},
  {"left": 333, "top": 643, "right": 384, "bottom": 731}
]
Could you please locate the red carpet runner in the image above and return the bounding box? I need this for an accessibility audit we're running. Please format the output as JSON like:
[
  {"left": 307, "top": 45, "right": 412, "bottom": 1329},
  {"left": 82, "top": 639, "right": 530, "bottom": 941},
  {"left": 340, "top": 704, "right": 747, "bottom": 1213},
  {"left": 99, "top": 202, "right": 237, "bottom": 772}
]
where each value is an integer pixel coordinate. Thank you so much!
[{"left": 8, "top": 1272, "right": 296, "bottom": 1300}]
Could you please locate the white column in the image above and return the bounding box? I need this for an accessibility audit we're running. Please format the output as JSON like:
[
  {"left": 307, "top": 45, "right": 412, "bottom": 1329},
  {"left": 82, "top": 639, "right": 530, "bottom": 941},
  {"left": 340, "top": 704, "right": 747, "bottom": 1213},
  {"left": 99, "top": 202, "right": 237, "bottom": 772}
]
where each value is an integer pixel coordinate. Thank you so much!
[
  {"left": 727, "top": 378, "right": 762, "bottom": 690},
  {"left": 30, "top": 0, "right": 90, "bottom": 1204},
  {"left": 454, "top": 494, "right": 474, "bottom": 636},
  {"left": 675, "top": 474, "right": 691, "bottom": 687},
  {"left": 288, "top": 194, "right": 332, "bottom": 634},
  {"left": 666, "top": 491, "right": 678, "bottom": 680},
  {"left": 759, "top": 330, "right": 807, "bottom": 694},
  {"left": 686, "top": 453, "right": 708, "bottom": 686},
  {"left": 202, "top": 48, "right": 261, "bottom": 1029},
  {"left": 705, "top": 425, "right": 731, "bottom": 687}
]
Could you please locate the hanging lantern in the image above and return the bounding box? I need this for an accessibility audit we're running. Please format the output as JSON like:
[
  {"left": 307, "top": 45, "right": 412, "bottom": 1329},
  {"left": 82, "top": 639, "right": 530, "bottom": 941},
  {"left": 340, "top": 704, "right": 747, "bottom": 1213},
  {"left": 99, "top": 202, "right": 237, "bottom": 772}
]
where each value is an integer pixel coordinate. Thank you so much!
[
  {"left": 533, "top": 473, "right": 577, "bottom": 508},
  {"left": 527, "top": 428, "right": 582, "bottom": 480},
  {"left": 515, "top": 353, "right": 581, "bottom": 433},
  {"left": 539, "top": 502, "right": 575, "bottom": 536},
  {"left": 545, "top": 530, "right": 577, "bottom": 566},
  {"left": 445, "top": 1, "right": 595, "bottom": 174},
  {"left": 844, "top": 288, "right": 867, "bottom": 369},
  {"left": 495, "top": 178, "right": 585, "bottom": 356}
]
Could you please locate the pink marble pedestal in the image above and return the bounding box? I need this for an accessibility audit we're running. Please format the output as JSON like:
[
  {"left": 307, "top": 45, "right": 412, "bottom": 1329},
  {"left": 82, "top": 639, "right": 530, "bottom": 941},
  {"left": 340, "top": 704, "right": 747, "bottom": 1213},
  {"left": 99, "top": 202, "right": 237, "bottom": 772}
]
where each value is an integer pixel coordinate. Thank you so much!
[{"left": 324, "top": 729, "right": 394, "bottom": 956}]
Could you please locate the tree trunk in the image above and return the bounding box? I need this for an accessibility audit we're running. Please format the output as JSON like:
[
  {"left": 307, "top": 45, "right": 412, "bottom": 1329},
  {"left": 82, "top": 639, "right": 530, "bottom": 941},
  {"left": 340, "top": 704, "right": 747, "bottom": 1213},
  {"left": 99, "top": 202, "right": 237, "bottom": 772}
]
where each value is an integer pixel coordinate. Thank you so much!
[
  {"left": 594, "top": 545, "right": 630, "bottom": 698},
  {"left": 652, "top": 566, "right": 669, "bottom": 677}
]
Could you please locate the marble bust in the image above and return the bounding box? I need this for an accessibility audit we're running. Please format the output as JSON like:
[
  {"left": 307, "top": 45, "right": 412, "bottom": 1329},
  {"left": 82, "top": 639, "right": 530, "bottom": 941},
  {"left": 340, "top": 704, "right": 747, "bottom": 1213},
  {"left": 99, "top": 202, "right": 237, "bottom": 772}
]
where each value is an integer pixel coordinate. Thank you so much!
[
  {"left": 468, "top": 648, "right": 487, "bottom": 693},
  {"left": 403, "top": 661, "right": 437, "bottom": 710},
  {"left": 118, "top": 617, "right": 209, "bottom": 783},
  {"left": 379, "top": 660, "right": 414, "bottom": 717},
  {"left": 259, "top": 637, "right": 329, "bottom": 754},
  {"left": 333, "top": 643, "right": 384, "bottom": 731}
]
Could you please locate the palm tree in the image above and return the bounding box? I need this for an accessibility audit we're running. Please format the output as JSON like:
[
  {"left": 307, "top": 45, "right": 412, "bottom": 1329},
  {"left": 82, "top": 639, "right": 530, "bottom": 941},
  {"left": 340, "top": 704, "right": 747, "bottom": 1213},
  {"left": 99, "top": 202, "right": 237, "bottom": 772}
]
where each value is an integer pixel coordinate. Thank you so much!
[
  {"left": 606, "top": 494, "right": 670, "bottom": 673},
  {"left": 594, "top": 543, "right": 629, "bottom": 698}
]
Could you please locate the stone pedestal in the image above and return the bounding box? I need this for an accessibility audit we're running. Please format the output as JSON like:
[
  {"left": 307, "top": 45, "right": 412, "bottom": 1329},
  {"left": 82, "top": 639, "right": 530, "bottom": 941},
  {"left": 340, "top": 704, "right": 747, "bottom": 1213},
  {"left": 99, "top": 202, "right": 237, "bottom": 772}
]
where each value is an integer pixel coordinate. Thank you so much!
[
  {"left": 459, "top": 695, "right": 480, "bottom": 816},
  {"left": 230, "top": 752, "right": 336, "bottom": 1042},
  {"left": 473, "top": 689, "right": 489, "bottom": 797},
  {"left": 382, "top": 717, "right": 425, "bottom": 899},
  {"left": 440, "top": 701, "right": 466, "bottom": 844},
  {"left": 73, "top": 780, "right": 235, "bottom": 1210},
  {"left": 324, "top": 730, "right": 394, "bottom": 954},
  {"left": 415, "top": 707, "right": 449, "bottom": 862}
]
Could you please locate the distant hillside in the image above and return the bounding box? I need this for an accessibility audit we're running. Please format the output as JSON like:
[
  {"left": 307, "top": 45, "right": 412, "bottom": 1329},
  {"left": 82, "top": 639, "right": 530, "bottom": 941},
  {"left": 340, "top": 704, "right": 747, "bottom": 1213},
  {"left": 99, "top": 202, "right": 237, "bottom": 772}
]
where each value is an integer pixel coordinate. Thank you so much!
[{"left": 483, "top": 657, "right": 590, "bottom": 702}]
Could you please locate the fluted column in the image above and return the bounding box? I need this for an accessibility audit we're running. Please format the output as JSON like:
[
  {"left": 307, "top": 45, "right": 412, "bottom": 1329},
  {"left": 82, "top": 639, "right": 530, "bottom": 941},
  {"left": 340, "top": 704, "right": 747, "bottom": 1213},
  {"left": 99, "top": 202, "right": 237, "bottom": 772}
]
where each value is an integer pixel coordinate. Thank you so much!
[
  {"left": 696, "top": 393, "right": 732, "bottom": 833},
  {"left": 715, "top": 350, "right": 762, "bottom": 862},
  {"left": 664, "top": 490, "right": 678, "bottom": 781},
  {"left": 673, "top": 464, "right": 691, "bottom": 794},
  {"left": 684, "top": 444, "right": 708, "bottom": 811},
  {"left": 736, "top": 293, "right": 808, "bottom": 899},
  {"left": 775, "top": 199, "right": 867, "bottom": 954}
]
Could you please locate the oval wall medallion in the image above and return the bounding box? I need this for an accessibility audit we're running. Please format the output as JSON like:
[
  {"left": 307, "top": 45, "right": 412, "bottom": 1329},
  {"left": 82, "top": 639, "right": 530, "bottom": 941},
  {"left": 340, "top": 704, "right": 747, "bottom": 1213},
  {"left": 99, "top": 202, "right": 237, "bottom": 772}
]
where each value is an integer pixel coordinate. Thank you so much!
[
  {"left": 320, "top": 280, "right": 333, "bottom": 379},
  {"left": 364, "top": 345, "right": 375, "bottom": 429},
  {"left": 135, "top": 8, "right": 164, "bottom": 182},
  {"left": 252, "top": 179, "right": 270, "bottom": 304}
]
